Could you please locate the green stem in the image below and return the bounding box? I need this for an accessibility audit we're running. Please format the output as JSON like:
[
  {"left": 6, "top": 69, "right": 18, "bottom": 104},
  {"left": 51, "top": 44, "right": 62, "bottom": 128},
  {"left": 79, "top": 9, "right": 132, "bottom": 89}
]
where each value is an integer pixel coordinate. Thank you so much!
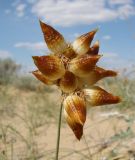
[{"left": 55, "top": 97, "right": 63, "bottom": 160}]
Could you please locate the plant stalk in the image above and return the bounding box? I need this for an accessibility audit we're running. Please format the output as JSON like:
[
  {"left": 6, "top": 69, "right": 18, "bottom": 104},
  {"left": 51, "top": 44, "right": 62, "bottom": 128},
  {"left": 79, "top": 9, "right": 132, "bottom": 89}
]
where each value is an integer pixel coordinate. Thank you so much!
[{"left": 55, "top": 97, "right": 63, "bottom": 160}]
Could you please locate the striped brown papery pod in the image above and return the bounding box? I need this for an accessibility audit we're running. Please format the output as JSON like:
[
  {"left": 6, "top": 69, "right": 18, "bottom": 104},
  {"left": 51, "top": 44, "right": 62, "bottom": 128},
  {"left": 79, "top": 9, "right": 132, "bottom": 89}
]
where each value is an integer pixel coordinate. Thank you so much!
[
  {"left": 63, "top": 95, "right": 86, "bottom": 140},
  {"left": 83, "top": 86, "right": 121, "bottom": 106}
]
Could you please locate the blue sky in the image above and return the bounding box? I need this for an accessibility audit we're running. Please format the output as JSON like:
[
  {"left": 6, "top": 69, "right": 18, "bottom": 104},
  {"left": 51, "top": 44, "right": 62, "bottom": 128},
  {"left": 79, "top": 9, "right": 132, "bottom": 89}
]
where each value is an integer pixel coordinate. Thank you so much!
[{"left": 0, "top": 0, "right": 135, "bottom": 73}]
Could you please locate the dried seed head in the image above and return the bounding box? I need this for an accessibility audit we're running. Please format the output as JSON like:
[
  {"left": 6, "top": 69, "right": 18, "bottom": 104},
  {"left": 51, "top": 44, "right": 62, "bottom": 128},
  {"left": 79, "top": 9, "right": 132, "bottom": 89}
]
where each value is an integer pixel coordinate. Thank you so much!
[
  {"left": 32, "top": 55, "right": 65, "bottom": 81},
  {"left": 87, "top": 40, "right": 100, "bottom": 55},
  {"left": 32, "top": 70, "right": 54, "bottom": 85},
  {"left": 59, "top": 71, "right": 78, "bottom": 93},
  {"left": 40, "top": 20, "right": 67, "bottom": 53},
  {"left": 63, "top": 95, "right": 86, "bottom": 140},
  {"left": 69, "top": 54, "right": 101, "bottom": 77},
  {"left": 72, "top": 29, "right": 98, "bottom": 55},
  {"left": 84, "top": 86, "right": 121, "bottom": 106},
  {"left": 81, "top": 66, "right": 117, "bottom": 86},
  {"left": 32, "top": 21, "right": 121, "bottom": 141}
]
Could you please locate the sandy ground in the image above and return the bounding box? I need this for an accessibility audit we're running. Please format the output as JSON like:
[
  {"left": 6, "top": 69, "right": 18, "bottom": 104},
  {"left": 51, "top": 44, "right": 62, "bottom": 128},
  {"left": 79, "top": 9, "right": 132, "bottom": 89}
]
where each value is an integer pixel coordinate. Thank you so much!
[
  {"left": 1, "top": 109, "right": 135, "bottom": 160},
  {"left": 0, "top": 86, "right": 135, "bottom": 160}
]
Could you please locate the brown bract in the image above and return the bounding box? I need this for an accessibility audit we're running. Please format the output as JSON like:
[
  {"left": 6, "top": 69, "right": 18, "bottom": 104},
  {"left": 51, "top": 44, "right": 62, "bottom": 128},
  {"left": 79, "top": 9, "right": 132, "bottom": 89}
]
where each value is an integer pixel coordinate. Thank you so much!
[
  {"left": 87, "top": 40, "right": 100, "bottom": 55},
  {"left": 72, "top": 29, "right": 98, "bottom": 55},
  {"left": 59, "top": 71, "right": 78, "bottom": 93},
  {"left": 32, "top": 20, "right": 121, "bottom": 140},
  {"left": 79, "top": 66, "right": 117, "bottom": 86},
  {"left": 63, "top": 95, "right": 86, "bottom": 140},
  {"left": 69, "top": 54, "right": 101, "bottom": 77},
  {"left": 84, "top": 86, "right": 121, "bottom": 106},
  {"left": 40, "top": 20, "right": 67, "bottom": 53},
  {"left": 32, "top": 70, "right": 54, "bottom": 85},
  {"left": 32, "top": 55, "right": 65, "bottom": 81}
]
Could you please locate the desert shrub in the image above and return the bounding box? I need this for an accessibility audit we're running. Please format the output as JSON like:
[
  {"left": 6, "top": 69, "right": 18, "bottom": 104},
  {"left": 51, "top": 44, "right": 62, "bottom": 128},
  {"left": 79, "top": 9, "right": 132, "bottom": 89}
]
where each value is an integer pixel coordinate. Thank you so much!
[
  {"left": 0, "top": 58, "right": 58, "bottom": 93},
  {"left": 13, "top": 75, "right": 39, "bottom": 91},
  {"left": 0, "top": 58, "right": 20, "bottom": 85},
  {"left": 13, "top": 75, "right": 55, "bottom": 92},
  {"left": 102, "top": 77, "right": 135, "bottom": 110}
]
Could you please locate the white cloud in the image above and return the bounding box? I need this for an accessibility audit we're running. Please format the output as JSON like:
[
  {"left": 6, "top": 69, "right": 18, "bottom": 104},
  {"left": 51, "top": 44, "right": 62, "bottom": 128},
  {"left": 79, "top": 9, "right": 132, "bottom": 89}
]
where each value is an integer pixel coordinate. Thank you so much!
[
  {"left": 0, "top": 50, "right": 12, "bottom": 59},
  {"left": 117, "top": 4, "right": 135, "bottom": 19},
  {"left": 14, "top": 42, "right": 46, "bottom": 51},
  {"left": 99, "top": 52, "right": 135, "bottom": 70},
  {"left": 109, "top": 0, "right": 133, "bottom": 5},
  {"left": 30, "top": 0, "right": 135, "bottom": 27},
  {"left": 16, "top": 3, "right": 26, "bottom": 17},
  {"left": 103, "top": 35, "right": 111, "bottom": 40}
]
